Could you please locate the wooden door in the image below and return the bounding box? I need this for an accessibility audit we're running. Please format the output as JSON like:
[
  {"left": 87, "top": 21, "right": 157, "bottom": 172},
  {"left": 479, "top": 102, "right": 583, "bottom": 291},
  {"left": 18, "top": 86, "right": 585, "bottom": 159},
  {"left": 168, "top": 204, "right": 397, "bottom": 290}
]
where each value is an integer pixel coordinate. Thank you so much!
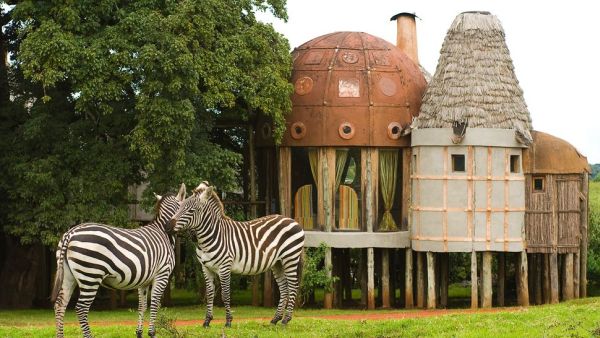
[{"left": 555, "top": 176, "right": 581, "bottom": 252}]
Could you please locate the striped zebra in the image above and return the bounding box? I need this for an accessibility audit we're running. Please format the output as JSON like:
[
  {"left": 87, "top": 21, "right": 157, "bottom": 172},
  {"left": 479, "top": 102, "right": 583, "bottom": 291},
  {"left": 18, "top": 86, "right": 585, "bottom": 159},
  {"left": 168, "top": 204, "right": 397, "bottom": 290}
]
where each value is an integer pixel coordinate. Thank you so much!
[
  {"left": 52, "top": 184, "right": 186, "bottom": 338},
  {"left": 170, "top": 181, "right": 305, "bottom": 327}
]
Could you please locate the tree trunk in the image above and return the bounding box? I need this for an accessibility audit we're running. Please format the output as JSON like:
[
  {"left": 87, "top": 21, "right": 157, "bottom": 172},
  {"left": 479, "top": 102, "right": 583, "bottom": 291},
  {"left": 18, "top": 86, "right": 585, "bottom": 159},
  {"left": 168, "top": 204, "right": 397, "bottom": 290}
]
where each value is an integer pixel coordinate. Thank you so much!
[{"left": 0, "top": 235, "right": 43, "bottom": 308}]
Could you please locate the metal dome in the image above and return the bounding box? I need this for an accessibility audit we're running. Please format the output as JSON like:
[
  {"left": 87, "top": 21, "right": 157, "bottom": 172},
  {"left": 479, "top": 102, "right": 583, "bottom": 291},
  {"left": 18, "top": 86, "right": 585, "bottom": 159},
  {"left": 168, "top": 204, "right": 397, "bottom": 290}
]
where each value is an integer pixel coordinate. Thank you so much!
[{"left": 281, "top": 31, "right": 427, "bottom": 147}]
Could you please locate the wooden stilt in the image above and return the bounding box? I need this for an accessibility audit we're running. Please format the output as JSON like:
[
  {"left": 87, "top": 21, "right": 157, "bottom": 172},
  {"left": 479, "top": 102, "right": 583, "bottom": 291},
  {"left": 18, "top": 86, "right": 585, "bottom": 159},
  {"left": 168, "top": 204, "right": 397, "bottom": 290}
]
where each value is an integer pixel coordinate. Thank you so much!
[
  {"left": 405, "top": 248, "right": 414, "bottom": 309},
  {"left": 471, "top": 250, "right": 478, "bottom": 309},
  {"left": 543, "top": 253, "right": 551, "bottom": 304},
  {"left": 535, "top": 254, "right": 543, "bottom": 305},
  {"left": 382, "top": 249, "right": 391, "bottom": 308},
  {"left": 497, "top": 252, "right": 505, "bottom": 307},
  {"left": 367, "top": 247, "right": 375, "bottom": 310},
  {"left": 482, "top": 252, "right": 492, "bottom": 308},
  {"left": 550, "top": 252, "right": 559, "bottom": 304},
  {"left": 562, "top": 253, "right": 574, "bottom": 300},
  {"left": 440, "top": 253, "right": 448, "bottom": 309},
  {"left": 574, "top": 252, "right": 580, "bottom": 299},
  {"left": 517, "top": 251, "right": 529, "bottom": 306},
  {"left": 426, "top": 252, "right": 436, "bottom": 309},
  {"left": 252, "top": 276, "right": 261, "bottom": 306},
  {"left": 528, "top": 254, "right": 535, "bottom": 305},
  {"left": 416, "top": 252, "right": 425, "bottom": 308},
  {"left": 360, "top": 249, "right": 367, "bottom": 308},
  {"left": 120, "top": 290, "right": 127, "bottom": 307},
  {"left": 263, "top": 271, "right": 273, "bottom": 307}
]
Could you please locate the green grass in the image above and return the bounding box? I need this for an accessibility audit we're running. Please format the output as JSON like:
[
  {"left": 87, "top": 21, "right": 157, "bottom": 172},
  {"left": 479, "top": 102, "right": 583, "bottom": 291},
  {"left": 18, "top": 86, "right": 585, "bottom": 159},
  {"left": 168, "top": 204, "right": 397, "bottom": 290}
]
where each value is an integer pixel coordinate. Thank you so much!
[
  {"left": 1, "top": 298, "right": 599, "bottom": 337},
  {"left": 591, "top": 181, "right": 600, "bottom": 210}
]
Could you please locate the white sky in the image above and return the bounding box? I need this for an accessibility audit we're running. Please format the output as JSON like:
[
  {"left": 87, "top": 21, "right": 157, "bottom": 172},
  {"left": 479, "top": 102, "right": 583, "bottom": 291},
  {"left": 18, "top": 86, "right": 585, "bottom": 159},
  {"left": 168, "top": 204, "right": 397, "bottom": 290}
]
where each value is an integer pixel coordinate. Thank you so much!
[{"left": 259, "top": 0, "right": 600, "bottom": 163}]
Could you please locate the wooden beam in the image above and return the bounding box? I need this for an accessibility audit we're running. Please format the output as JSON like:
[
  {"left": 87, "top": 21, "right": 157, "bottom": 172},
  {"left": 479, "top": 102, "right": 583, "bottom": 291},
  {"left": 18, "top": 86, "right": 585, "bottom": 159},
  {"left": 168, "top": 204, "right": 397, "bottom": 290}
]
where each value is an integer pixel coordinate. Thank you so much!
[
  {"left": 471, "top": 251, "right": 478, "bottom": 309},
  {"left": 562, "top": 253, "right": 574, "bottom": 300},
  {"left": 277, "top": 147, "right": 291, "bottom": 217},
  {"left": 580, "top": 173, "right": 588, "bottom": 298},
  {"left": 517, "top": 251, "right": 529, "bottom": 306},
  {"left": 324, "top": 248, "right": 333, "bottom": 309},
  {"left": 427, "top": 252, "right": 436, "bottom": 309},
  {"left": 382, "top": 249, "right": 391, "bottom": 308},
  {"left": 574, "top": 252, "right": 580, "bottom": 298},
  {"left": 482, "top": 252, "right": 492, "bottom": 308},
  {"left": 360, "top": 249, "right": 367, "bottom": 308},
  {"left": 417, "top": 252, "right": 425, "bottom": 308},
  {"left": 440, "top": 253, "right": 449, "bottom": 309},
  {"left": 263, "top": 271, "right": 273, "bottom": 307},
  {"left": 367, "top": 247, "right": 375, "bottom": 310},
  {"left": 497, "top": 252, "right": 505, "bottom": 307},
  {"left": 402, "top": 148, "right": 412, "bottom": 231},
  {"left": 550, "top": 252, "right": 559, "bottom": 304},
  {"left": 543, "top": 253, "right": 551, "bottom": 304},
  {"left": 405, "top": 248, "right": 414, "bottom": 309},
  {"left": 535, "top": 254, "right": 543, "bottom": 305}
]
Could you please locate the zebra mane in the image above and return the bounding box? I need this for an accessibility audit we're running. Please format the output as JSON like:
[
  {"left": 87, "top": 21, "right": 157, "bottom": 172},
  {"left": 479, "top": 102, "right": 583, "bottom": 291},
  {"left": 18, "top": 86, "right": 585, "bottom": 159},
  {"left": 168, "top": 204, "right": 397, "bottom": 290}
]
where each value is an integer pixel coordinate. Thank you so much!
[
  {"left": 152, "top": 193, "right": 175, "bottom": 221},
  {"left": 208, "top": 189, "right": 232, "bottom": 221}
]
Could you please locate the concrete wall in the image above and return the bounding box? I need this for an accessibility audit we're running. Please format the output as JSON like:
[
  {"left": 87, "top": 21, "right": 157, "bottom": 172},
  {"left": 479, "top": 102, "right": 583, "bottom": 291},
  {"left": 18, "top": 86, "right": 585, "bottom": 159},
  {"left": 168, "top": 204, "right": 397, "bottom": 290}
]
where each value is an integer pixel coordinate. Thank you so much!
[{"left": 411, "top": 128, "right": 526, "bottom": 252}]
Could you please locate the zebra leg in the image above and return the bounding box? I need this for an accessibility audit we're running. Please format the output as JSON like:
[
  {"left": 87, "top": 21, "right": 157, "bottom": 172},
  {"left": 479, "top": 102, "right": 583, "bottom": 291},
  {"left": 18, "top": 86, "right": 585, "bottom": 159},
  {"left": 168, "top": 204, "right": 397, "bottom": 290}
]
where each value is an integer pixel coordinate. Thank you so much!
[
  {"left": 136, "top": 286, "right": 149, "bottom": 338},
  {"left": 218, "top": 264, "right": 234, "bottom": 328},
  {"left": 202, "top": 266, "right": 217, "bottom": 328},
  {"left": 147, "top": 273, "right": 170, "bottom": 338},
  {"left": 270, "top": 262, "right": 288, "bottom": 325},
  {"left": 281, "top": 258, "right": 301, "bottom": 325},
  {"left": 75, "top": 283, "right": 100, "bottom": 338},
  {"left": 54, "top": 264, "right": 76, "bottom": 338}
]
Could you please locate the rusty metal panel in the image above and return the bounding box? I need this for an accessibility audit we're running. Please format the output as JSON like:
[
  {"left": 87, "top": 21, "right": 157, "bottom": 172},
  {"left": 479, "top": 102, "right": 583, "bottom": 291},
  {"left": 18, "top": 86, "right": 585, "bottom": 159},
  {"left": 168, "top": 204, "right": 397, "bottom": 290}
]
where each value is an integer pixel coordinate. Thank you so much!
[{"left": 282, "top": 31, "right": 427, "bottom": 148}]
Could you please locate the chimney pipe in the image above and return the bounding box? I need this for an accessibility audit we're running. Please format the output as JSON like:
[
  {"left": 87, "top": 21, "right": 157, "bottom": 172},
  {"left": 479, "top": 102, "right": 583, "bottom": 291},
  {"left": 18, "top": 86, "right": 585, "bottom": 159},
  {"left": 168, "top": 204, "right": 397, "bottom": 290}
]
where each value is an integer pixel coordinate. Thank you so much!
[{"left": 390, "top": 12, "right": 419, "bottom": 65}]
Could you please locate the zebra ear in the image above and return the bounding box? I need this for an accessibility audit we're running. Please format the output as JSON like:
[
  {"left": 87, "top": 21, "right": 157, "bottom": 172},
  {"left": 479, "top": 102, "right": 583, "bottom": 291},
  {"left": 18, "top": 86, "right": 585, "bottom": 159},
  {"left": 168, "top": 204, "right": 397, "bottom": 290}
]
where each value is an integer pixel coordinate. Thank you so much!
[
  {"left": 193, "top": 181, "right": 210, "bottom": 194},
  {"left": 153, "top": 193, "right": 162, "bottom": 200},
  {"left": 176, "top": 183, "right": 186, "bottom": 201},
  {"left": 200, "top": 185, "right": 214, "bottom": 199}
]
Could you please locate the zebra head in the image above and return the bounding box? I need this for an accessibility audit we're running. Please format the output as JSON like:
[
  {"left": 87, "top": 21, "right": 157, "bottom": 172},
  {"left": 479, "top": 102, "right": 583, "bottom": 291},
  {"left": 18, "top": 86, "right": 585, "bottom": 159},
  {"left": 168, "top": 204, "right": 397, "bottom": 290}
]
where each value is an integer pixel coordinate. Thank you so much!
[
  {"left": 154, "top": 183, "right": 187, "bottom": 231},
  {"left": 169, "top": 181, "right": 213, "bottom": 233}
]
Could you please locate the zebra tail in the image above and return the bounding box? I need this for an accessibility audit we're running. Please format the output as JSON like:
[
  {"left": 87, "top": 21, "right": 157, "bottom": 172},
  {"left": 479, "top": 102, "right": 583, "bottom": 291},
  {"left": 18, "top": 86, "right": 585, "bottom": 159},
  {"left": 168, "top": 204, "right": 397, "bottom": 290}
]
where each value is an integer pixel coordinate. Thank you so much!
[
  {"left": 50, "top": 234, "right": 70, "bottom": 303},
  {"left": 297, "top": 249, "right": 305, "bottom": 287}
]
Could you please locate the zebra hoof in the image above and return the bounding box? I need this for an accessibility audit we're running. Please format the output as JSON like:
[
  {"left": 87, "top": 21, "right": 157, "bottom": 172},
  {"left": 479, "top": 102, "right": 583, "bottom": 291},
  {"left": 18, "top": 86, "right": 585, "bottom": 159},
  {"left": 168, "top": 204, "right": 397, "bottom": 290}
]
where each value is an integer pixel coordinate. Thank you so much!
[
  {"left": 281, "top": 318, "right": 291, "bottom": 325},
  {"left": 135, "top": 330, "right": 143, "bottom": 338},
  {"left": 203, "top": 321, "right": 211, "bottom": 328},
  {"left": 225, "top": 320, "right": 232, "bottom": 328},
  {"left": 147, "top": 330, "right": 156, "bottom": 338},
  {"left": 270, "top": 317, "right": 281, "bottom": 325}
]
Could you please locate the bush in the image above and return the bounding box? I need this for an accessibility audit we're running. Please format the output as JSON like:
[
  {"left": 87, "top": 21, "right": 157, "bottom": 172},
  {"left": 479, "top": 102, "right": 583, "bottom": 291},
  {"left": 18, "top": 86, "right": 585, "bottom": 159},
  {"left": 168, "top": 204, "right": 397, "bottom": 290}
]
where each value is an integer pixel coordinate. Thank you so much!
[
  {"left": 300, "top": 243, "right": 338, "bottom": 306},
  {"left": 588, "top": 181, "right": 600, "bottom": 284}
]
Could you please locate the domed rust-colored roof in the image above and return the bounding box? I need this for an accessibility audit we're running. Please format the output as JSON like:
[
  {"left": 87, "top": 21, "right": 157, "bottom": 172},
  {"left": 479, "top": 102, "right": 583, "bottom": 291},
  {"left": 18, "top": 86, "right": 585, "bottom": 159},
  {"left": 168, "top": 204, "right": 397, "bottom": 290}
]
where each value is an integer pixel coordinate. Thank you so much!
[
  {"left": 523, "top": 131, "right": 590, "bottom": 174},
  {"left": 281, "top": 31, "right": 427, "bottom": 147}
]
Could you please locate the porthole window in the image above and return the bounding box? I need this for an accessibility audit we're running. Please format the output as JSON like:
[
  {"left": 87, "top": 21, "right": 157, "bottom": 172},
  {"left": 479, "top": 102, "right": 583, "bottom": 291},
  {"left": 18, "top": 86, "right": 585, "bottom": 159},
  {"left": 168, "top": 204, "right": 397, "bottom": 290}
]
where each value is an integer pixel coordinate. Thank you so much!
[
  {"left": 338, "top": 122, "right": 355, "bottom": 140},
  {"left": 290, "top": 122, "right": 306, "bottom": 140},
  {"left": 387, "top": 122, "right": 402, "bottom": 140},
  {"left": 452, "top": 154, "right": 465, "bottom": 172}
]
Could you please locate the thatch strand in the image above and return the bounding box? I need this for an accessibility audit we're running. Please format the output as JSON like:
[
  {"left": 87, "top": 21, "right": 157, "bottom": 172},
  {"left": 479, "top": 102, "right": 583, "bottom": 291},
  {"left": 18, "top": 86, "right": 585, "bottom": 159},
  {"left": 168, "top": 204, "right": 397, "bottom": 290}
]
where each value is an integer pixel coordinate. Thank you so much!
[{"left": 415, "top": 12, "right": 532, "bottom": 139}]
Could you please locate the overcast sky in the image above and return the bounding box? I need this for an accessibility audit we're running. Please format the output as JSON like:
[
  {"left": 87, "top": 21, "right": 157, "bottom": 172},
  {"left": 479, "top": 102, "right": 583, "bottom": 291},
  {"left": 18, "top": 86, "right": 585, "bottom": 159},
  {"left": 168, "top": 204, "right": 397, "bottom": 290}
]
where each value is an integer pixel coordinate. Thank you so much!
[{"left": 259, "top": 0, "right": 600, "bottom": 163}]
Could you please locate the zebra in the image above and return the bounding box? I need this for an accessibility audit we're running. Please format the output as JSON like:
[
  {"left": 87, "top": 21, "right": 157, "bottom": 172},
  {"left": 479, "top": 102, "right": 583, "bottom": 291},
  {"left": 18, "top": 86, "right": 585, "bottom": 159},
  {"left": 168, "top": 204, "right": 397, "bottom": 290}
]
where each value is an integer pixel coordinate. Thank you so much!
[
  {"left": 169, "top": 181, "right": 305, "bottom": 327},
  {"left": 52, "top": 183, "right": 186, "bottom": 338}
]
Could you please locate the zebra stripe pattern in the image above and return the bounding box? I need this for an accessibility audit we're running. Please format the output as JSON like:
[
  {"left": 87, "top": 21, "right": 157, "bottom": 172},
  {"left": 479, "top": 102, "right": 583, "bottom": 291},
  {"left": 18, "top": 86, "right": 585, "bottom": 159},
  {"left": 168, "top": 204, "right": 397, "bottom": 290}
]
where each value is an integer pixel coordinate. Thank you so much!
[
  {"left": 52, "top": 184, "right": 186, "bottom": 338},
  {"left": 170, "top": 181, "right": 305, "bottom": 327}
]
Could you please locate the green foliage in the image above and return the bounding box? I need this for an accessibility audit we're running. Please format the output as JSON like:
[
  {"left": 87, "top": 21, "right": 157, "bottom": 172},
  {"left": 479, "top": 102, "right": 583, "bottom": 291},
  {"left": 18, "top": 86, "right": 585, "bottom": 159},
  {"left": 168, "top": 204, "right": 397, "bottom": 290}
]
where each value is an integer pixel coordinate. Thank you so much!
[
  {"left": 300, "top": 243, "right": 339, "bottom": 305},
  {"left": 590, "top": 163, "right": 600, "bottom": 180},
  {"left": 587, "top": 181, "right": 600, "bottom": 284},
  {"left": 0, "top": 1, "right": 293, "bottom": 246}
]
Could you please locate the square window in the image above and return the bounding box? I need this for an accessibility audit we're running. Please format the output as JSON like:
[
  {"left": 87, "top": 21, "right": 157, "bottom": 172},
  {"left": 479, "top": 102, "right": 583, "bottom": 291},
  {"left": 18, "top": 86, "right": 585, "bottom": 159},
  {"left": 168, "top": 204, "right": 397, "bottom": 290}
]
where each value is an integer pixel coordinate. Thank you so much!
[
  {"left": 533, "top": 177, "right": 545, "bottom": 192},
  {"left": 510, "top": 155, "right": 520, "bottom": 173},
  {"left": 452, "top": 154, "right": 465, "bottom": 172}
]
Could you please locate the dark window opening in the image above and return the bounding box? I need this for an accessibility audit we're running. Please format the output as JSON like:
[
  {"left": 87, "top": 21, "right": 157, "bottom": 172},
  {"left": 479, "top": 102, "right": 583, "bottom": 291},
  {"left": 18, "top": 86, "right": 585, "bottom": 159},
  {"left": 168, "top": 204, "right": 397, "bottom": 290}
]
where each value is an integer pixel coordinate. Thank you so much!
[
  {"left": 510, "top": 155, "right": 520, "bottom": 173},
  {"left": 452, "top": 154, "right": 465, "bottom": 172},
  {"left": 533, "top": 177, "right": 545, "bottom": 192}
]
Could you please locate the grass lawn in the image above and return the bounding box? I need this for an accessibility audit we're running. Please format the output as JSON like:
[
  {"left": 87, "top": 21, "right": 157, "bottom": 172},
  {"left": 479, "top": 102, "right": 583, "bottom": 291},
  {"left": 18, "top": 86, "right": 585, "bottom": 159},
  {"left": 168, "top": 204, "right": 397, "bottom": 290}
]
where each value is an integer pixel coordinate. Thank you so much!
[{"left": 1, "top": 297, "right": 599, "bottom": 337}]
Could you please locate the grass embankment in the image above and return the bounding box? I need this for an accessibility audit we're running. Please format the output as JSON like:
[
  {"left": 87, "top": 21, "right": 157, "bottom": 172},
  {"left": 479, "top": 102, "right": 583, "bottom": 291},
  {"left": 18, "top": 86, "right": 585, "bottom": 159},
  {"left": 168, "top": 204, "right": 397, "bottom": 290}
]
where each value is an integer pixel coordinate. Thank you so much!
[{"left": 1, "top": 297, "right": 599, "bottom": 337}]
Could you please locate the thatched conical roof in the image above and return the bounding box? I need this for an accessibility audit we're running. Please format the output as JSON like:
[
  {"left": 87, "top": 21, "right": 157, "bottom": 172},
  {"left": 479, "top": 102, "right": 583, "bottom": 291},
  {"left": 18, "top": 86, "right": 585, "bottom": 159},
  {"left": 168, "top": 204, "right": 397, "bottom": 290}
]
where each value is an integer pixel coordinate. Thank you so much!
[{"left": 415, "top": 11, "right": 532, "bottom": 141}]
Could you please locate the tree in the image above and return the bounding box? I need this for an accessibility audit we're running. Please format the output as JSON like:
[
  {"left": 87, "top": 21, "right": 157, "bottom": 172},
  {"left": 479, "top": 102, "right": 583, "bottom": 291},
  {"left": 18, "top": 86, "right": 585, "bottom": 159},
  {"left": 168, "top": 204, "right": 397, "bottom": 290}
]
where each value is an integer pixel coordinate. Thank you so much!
[{"left": 0, "top": 0, "right": 292, "bottom": 307}]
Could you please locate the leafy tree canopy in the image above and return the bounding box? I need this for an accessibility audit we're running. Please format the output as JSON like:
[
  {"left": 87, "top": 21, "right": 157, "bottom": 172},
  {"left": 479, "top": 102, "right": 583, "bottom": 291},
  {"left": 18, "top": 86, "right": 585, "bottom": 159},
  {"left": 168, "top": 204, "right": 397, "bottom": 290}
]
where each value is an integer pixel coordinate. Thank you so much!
[{"left": 0, "top": 0, "right": 293, "bottom": 245}]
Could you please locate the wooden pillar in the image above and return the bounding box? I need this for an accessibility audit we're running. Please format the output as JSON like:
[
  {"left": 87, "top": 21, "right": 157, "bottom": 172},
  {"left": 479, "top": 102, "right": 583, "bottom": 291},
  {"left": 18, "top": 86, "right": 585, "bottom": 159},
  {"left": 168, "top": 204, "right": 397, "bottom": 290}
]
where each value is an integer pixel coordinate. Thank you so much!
[
  {"left": 120, "top": 291, "right": 127, "bottom": 307},
  {"left": 562, "top": 253, "right": 574, "bottom": 301},
  {"left": 574, "top": 252, "right": 580, "bottom": 298},
  {"left": 110, "top": 290, "right": 118, "bottom": 310},
  {"left": 580, "top": 173, "right": 588, "bottom": 298},
  {"left": 549, "top": 252, "right": 559, "bottom": 304},
  {"left": 324, "top": 248, "right": 333, "bottom": 309},
  {"left": 382, "top": 249, "right": 391, "bottom": 308},
  {"left": 405, "top": 248, "right": 414, "bottom": 309},
  {"left": 416, "top": 252, "right": 425, "bottom": 308},
  {"left": 527, "top": 254, "right": 535, "bottom": 305},
  {"left": 367, "top": 248, "right": 375, "bottom": 309},
  {"left": 482, "top": 252, "right": 492, "bottom": 308},
  {"left": 426, "top": 252, "right": 436, "bottom": 309},
  {"left": 517, "top": 251, "right": 529, "bottom": 306},
  {"left": 497, "top": 253, "right": 505, "bottom": 307},
  {"left": 248, "top": 130, "right": 261, "bottom": 307},
  {"left": 543, "top": 253, "right": 551, "bottom": 304},
  {"left": 440, "top": 253, "right": 448, "bottom": 309},
  {"left": 535, "top": 254, "right": 543, "bottom": 305},
  {"left": 471, "top": 250, "right": 478, "bottom": 309},
  {"left": 263, "top": 271, "right": 273, "bottom": 307}
]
